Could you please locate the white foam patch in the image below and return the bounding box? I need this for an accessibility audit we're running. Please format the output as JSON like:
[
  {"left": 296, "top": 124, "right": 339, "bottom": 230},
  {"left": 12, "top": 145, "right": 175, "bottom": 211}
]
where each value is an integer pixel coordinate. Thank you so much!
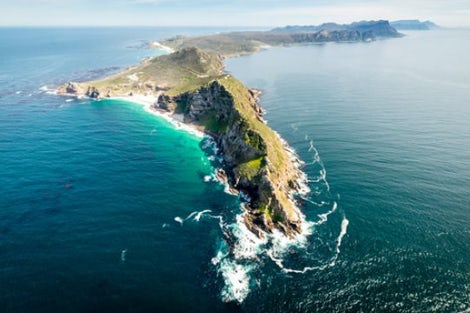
[
  {"left": 219, "top": 259, "right": 254, "bottom": 303},
  {"left": 209, "top": 213, "right": 265, "bottom": 303},
  {"left": 230, "top": 214, "right": 268, "bottom": 260},
  {"left": 185, "top": 211, "right": 198, "bottom": 221},
  {"left": 223, "top": 184, "right": 238, "bottom": 196},
  {"left": 193, "top": 210, "right": 212, "bottom": 222},
  {"left": 175, "top": 210, "right": 214, "bottom": 225},
  {"left": 315, "top": 202, "right": 338, "bottom": 226},
  {"left": 168, "top": 131, "right": 347, "bottom": 303},
  {"left": 308, "top": 169, "right": 326, "bottom": 183},
  {"left": 212, "top": 209, "right": 318, "bottom": 303},
  {"left": 270, "top": 216, "right": 349, "bottom": 273},
  {"left": 326, "top": 217, "right": 349, "bottom": 267},
  {"left": 38, "top": 85, "right": 58, "bottom": 95},
  {"left": 121, "top": 249, "right": 128, "bottom": 262},
  {"left": 336, "top": 218, "right": 349, "bottom": 253},
  {"left": 174, "top": 216, "right": 184, "bottom": 226},
  {"left": 300, "top": 197, "right": 329, "bottom": 207},
  {"left": 201, "top": 137, "right": 219, "bottom": 154},
  {"left": 211, "top": 247, "right": 228, "bottom": 266}
]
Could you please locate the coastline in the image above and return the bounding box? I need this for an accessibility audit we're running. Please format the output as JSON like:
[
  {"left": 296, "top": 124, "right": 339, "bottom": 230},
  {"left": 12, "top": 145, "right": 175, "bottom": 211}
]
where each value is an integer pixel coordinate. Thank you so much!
[
  {"left": 119, "top": 93, "right": 313, "bottom": 240},
  {"left": 107, "top": 93, "right": 313, "bottom": 229},
  {"left": 51, "top": 30, "right": 359, "bottom": 303},
  {"left": 57, "top": 71, "right": 313, "bottom": 239},
  {"left": 109, "top": 94, "right": 205, "bottom": 139}
]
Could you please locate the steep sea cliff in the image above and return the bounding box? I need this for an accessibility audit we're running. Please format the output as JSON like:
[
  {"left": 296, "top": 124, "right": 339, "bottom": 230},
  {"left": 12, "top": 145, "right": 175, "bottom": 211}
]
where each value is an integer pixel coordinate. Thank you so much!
[
  {"left": 59, "top": 47, "right": 310, "bottom": 239},
  {"left": 3, "top": 26, "right": 469, "bottom": 312}
]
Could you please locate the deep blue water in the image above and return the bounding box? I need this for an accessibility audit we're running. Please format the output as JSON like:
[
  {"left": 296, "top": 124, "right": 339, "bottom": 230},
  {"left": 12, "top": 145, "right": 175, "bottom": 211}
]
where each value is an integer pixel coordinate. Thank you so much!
[{"left": 1, "top": 27, "right": 469, "bottom": 312}]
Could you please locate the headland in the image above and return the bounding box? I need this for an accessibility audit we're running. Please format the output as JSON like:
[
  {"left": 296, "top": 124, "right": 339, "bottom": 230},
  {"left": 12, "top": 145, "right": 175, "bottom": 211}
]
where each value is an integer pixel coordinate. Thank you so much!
[{"left": 58, "top": 20, "right": 402, "bottom": 238}]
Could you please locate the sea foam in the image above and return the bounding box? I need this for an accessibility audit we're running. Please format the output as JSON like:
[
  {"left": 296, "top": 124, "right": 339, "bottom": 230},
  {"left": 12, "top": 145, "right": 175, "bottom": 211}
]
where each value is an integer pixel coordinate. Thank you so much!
[{"left": 210, "top": 137, "right": 349, "bottom": 302}]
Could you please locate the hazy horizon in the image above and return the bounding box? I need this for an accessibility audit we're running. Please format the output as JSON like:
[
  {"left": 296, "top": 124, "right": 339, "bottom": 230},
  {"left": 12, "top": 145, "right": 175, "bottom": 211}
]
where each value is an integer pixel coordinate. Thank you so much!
[{"left": 1, "top": 0, "right": 469, "bottom": 28}]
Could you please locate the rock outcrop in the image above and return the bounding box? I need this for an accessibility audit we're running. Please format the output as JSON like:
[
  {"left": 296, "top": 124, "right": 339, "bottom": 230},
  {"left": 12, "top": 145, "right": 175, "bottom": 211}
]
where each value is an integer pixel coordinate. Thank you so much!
[
  {"left": 156, "top": 78, "right": 305, "bottom": 238},
  {"left": 86, "top": 86, "right": 100, "bottom": 99},
  {"left": 65, "top": 82, "right": 80, "bottom": 94},
  {"left": 57, "top": 47, "right": 308, "bottom": 238}
]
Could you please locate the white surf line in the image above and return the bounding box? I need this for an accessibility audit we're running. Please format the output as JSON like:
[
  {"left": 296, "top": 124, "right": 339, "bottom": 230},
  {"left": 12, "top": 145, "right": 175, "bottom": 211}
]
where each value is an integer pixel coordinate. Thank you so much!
[
  {"left": 299, "top": 196, "right": 329, "bottom": 207},
  {"left": 185, "top": 211, "right": 199, "bottom": 221},
  {"left": 209, "top": 135, "right": 337, "bottom": 302},
  {"left": 174, "top": 210, "right": 215, "bottom": 225},
  {"left": 193, "top": 209, "right": 213, "bottom": 222},
  {"left": 110, "top": 95, "right": 205, "bottom": 139},
  {"left": 315, "top": 201, "right": 338, "bottom": 226},
  {"left": 215, "top": 209, "right": 317, "bottom": 302},
  {"left": 307, "top": 169, "right": 326, "bottom": 183},
  {"left": 303, "top": 139, "right": 331, "bottom": 193},
  {"left": 218, "top": 259, "right": 255, "bottom": 303},
  {"left": 268, "top": 216, "right": 349, "bottom": 274},
  {"left": 327, "top": 217, "right": 349, "bottom": 267}
]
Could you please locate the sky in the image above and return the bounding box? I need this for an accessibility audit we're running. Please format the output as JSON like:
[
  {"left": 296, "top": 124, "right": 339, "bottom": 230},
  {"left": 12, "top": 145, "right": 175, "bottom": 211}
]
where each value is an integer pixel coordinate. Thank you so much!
[{"left": 0, "top": 0, "right": 469, "bottom": 27}]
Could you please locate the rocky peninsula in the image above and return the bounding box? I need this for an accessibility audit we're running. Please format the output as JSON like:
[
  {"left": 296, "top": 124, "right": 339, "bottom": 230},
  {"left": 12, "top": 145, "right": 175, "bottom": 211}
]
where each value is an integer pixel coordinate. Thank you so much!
[
  {"left": 58, "top": 20, "right": 402, "bottom": 238},
  {"left": 59, "top": 47, "right": 306, "bottom": 238}
]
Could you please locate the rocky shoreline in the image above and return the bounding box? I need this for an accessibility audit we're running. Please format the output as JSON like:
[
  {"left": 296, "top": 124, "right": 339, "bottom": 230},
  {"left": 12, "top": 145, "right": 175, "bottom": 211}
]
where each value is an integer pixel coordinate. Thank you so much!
[
  {"left": 58, "top": 69, "right": 310, "bottom": 238},
  {"left": 55, "top": 21, "right": 399, "bottom": 238},
  {"left": 153, "top": 78, "right": 309, "bottom": 238}
]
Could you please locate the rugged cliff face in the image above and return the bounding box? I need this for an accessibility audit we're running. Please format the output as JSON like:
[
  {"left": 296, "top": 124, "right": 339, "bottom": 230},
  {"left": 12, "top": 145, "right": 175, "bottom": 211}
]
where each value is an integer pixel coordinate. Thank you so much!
[
  {"left": 157, "top": 78, "right": 305, "bottom": 238},
  {"left": 58, "top": 47, "right": 307, "bottom": 238}
]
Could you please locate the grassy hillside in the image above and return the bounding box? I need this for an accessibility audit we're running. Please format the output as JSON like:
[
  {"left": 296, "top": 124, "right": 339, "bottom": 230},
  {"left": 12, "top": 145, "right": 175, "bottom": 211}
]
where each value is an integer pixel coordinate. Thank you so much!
[
  {"left": 161, "top": 21, "right": 402, "bottom": 58},
  {"left": 59, "top": 47, "right": 225, "bottom": 97},
  {"left": 59, "top": 47, "right": 304, "bottom": 235}
]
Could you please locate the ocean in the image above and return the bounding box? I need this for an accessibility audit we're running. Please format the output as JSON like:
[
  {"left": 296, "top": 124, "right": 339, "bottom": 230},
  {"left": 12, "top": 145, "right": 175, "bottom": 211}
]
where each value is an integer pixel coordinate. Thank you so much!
[{"left": 0, "top": 27, "right": 469, "bottom": 312}]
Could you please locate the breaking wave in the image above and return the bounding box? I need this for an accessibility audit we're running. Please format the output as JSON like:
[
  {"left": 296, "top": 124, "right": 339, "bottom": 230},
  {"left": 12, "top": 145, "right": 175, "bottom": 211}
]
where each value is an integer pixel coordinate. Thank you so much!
[
  {"left": 171, "top": 137, "right": 349, "bottom": 304},
  {"left": 210, "top": 138, "right": 348, "bottom": 303}
]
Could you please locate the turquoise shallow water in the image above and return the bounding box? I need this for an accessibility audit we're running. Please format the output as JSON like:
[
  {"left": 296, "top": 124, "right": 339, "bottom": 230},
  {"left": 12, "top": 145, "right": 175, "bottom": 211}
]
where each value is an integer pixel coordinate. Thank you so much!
[{"left": 1, "top": 27, "right": 469, "bottom": 312}]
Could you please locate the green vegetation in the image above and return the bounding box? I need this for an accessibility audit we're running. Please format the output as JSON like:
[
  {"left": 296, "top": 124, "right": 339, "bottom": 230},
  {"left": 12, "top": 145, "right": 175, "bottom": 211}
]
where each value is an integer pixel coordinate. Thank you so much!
[
  {"left": 161, "top": 21, "right": 402, "bottom": 58},
  {"left": 162, "top": 33, "right": 264, "bottom": 58},
  {"left": 58, "top": 23, "right": 405, "bottom": 236},
  {"left": 161, "top": 31, "right": 315, "bottom": 58},
  {"left": 198, "top": 110, "right": 228, "bottom": 134},
  {"left": 59, "top": 46, "right": 301, "bottom": 234},
  {"left": 63, "top": 47, "right": 225, "bottom": 97},
  {"left": 218, "top": 76, "right": 290, "bottom": 174},
  {"left": 236, "top": 156, "right": 264, "bottom": 180},
  {"left": 272, "top": 212, "right": 285, "bottom": 223}
]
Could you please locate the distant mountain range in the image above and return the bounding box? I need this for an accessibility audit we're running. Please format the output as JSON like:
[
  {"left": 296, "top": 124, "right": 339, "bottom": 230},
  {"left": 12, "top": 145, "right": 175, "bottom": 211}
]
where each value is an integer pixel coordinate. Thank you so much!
[
  {"left": 390, "top": 20, "right": 439, "bottom": 30},
  {"left": 272, "top": 20, "right": 401, "bottom": 37},
  {"left": 273, "top": 19, "right": 439, "bottom": 34}
]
